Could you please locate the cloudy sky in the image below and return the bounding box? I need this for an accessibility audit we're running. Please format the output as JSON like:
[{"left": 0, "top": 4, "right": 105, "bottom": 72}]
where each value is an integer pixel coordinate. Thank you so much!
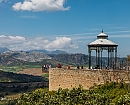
[{"left": 0, "top": 0, "right": 130, "bottom": 57}]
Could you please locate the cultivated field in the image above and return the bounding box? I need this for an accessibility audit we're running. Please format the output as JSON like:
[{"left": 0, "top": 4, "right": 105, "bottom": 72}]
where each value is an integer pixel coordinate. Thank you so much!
[{"left": 18, "top": 68, "right": 48, "bottom": 76}]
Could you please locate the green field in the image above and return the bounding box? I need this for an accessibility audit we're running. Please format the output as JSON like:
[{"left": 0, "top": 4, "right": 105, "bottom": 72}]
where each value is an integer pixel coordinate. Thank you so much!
[{"left": 0, "top": 65, "right": 42, "bottom": 73}]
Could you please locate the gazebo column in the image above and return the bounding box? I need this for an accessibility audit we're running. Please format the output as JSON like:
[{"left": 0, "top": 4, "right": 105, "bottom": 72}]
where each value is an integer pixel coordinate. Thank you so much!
[
  {"left": 98, "top": 47, "right": 100, "bottom": 69},
  {"left": 112, "top": 50, "right": 115, "bottom": 70},
  {"left": 110, "top": 49, "right": 114, "bottom": 69},
  {"left": 96, "top": 48, "right": 98, "bottom": 66},
  {"left": 88, "top": 47, "right": 91, "bottom": 69},
  {"left": 101, "top": 49, "right": 103, "bottom": 69},
  {"left": 110, "top": 49, "right": 112, "bottom": 69},
  {"left": 108, "top": 47, "right": 110, "bottom": 68},
  {"left": 115, "top": 47, "right": 117, "bottom": 69}
]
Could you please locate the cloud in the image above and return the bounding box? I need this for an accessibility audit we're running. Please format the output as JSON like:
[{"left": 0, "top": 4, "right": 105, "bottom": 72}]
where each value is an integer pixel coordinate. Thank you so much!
[
  {"left": 12, "top": 0, "right": 70, "bottom": 12},
  {"left": 0, "top": 35, "right": 25, "bottom": 44},
  {"left": 20, "top": 15, "right": 37, "bottom": 19},
  {"left": 44, "top": 37, "right": 78, "bottom": 50},
  {"left": 0, "top": 35, "right": 77, "bottom": 51},
  {"left": 109, "top": 34, "right": 130, "bottom": 38}
]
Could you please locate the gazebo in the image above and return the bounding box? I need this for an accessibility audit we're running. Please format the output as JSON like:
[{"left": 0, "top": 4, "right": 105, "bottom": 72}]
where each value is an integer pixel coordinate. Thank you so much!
[{"left": 88, "top": 30, "right": 118, "bottom": 69}]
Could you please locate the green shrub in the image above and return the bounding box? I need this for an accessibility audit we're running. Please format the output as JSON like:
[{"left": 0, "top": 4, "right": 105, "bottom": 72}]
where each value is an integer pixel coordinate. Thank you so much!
[{"left": 9, "top": 82, "right": 130, "bottom": 105}]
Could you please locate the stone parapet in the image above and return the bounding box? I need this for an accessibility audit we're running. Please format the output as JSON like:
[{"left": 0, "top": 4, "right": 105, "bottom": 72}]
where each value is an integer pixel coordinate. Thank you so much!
[{"left": 49, "top": 68, "right": 130, "bottom": 91}]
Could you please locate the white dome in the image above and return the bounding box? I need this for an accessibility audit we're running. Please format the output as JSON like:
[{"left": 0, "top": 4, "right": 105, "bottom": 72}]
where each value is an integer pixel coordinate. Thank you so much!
[{"left": 97, "top": 32, "right": 108, "bottom": 37}]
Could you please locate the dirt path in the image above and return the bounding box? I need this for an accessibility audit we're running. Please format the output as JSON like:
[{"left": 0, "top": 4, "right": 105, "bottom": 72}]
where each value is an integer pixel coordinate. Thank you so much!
[{"left": 18, "top": 68, "right": 47, "bottom": 76}]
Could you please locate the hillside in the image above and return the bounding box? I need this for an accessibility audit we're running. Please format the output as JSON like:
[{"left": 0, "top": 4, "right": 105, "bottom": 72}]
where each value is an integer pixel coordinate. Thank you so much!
[
  {"left": 52, "top": 53, "right": 89, "bottom": 65},
  {"left": 52, "top": 53, "right": 100, "bottom": 66},
  {"left": 0, "top": 51, "right": 91, "bottom": 67},
  {"left": 0, "top": 70, "right": 47, "bottom": 82},
  {"left": 0, "top": 47, "right": 9, "bottom": 53},
  {"left": 0, "top": 53, "right": 25, "bottom": 66},
  {"left": 13, "top": 51, "right": 51, "bottom": 62},
  {"left": 0, "top": 50, "right": 127, "bottom": 67},
  {"left": 0, "top": 51, "right": 53, "bottom": 66},
  {"left": 0, "top": 70, "right": 48, "bottom": 99},
  {"left": 28, "top": 49, "right": 67, "bottom": 55}
]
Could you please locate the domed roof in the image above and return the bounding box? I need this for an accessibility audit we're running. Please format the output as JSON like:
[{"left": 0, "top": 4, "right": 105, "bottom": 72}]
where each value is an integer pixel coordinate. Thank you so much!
[
  {"left": 88, "top": 39, "right": 118, "bottom": 46},
  {"left": 97, "top": 30, "right": 108, "bottom": 37},
  {"left": 88, "top": 30, "right": 118, "bottom": 47}
]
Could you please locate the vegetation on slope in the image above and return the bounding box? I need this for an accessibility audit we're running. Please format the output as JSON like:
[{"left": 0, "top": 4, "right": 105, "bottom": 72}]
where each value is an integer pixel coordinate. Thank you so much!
[
  {"left": 7, "top": 82, "right": 130, "bottom": 105},
  {"left": 0, "top": 70, "right": 49, "bottom": 103},
  {"left": 0, "top": 70, "right": 48, "bottom": 82},
  {"left": 53, "top": 53, "right": 89, "bottom": 66}
]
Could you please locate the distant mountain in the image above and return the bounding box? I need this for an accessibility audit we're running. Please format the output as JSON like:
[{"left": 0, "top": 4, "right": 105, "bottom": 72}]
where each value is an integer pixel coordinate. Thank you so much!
[
  {"left": 0, "top": 51, "right": 52, "bottom": 66},
  {"left": 13, "top": 51, "right": 51, "bottom": 62},
  {"left": 52, "top": 53, "right": 89, "bottom": 65},
  {"left": 0, "top": 47, "right": 9, "bottom": 53},
  {"left": 50, "top": 50, "right": 68, "bottom": 55},
  {"left": 28, "top": 49, "right": 67, "bottom": 55},
  {"left": 0, "top": 49, "right": 126, "bottom": 67},
  {"left": 0, "top": 51, "right": 25, "bottom": 66}
]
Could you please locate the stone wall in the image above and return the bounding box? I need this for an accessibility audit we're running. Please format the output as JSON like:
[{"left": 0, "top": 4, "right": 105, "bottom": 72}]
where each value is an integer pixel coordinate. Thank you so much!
[{"left": 49, "top": 68, "right": 130, "bottom": 91}]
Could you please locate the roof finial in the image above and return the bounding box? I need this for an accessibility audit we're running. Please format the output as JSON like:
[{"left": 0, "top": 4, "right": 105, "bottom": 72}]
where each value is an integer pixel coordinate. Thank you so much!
[{"left": 102, "top": 29, "right": 103, "bottom": 33}]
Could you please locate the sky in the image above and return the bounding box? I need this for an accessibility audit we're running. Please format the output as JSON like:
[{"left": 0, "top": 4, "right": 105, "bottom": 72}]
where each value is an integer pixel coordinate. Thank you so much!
[{"left": 0, "top": 0, "right": 130, "bottom": 57}]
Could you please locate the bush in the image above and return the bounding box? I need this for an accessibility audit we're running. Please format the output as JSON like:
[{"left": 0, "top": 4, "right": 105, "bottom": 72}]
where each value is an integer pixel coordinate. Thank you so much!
[{"left": 9, "top": 82, "right": 130, "bottom": 105}]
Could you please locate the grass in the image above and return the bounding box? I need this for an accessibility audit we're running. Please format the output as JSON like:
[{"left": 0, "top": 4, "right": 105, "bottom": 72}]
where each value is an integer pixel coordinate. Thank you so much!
[
  {"left": 0, "top": 65, "right": 42, "bottom": 73},
  {"left": 0, "top": 88, "right": 49, "bottom": 105},
  {"left": 1, "top": 66, "right": 23, "bottom": 73},
  {"left": 42, "top": 73, "right": 49, "bottom": 78}
]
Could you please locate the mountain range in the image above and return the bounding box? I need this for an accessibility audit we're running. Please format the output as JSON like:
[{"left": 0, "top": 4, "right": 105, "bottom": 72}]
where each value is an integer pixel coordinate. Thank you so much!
[
  {"left": 0, "top": 47, "right": 67, "bottom": 55},
  {"left": 0, "top": 47, "right": 10, "bottom": 53},
  {"left": 28, "top": 49, "right": 67, "bottom": 55},
  {"left": 0, "top": 47, "right": 126, "bottom": 67},
  {"left": 0, "top": 47, "right": 89, "bottom": 66}
]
